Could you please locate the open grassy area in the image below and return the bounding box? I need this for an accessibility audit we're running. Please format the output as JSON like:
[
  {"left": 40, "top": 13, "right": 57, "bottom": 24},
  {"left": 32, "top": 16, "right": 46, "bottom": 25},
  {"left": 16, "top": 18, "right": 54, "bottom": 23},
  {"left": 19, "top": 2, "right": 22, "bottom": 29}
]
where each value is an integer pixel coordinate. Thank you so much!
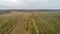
[{"left": 0, "top": 12, "right": 60, "bottom": 34}]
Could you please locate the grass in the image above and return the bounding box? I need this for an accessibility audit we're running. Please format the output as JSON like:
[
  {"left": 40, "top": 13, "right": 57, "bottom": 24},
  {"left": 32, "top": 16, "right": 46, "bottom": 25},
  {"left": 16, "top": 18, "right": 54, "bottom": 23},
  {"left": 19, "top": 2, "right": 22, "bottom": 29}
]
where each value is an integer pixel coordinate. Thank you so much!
[
  {"left": 32, "top": 12, "right": 60, "bottom": 34},
  {"left": 31, "top": 18, "right": 39, "bottom": 34},
  {"left": 0, "top": 12, "right": 60, "bottom": 34},
  {"left": 0, "top": 12, "right": 24, "bottom": 34}
]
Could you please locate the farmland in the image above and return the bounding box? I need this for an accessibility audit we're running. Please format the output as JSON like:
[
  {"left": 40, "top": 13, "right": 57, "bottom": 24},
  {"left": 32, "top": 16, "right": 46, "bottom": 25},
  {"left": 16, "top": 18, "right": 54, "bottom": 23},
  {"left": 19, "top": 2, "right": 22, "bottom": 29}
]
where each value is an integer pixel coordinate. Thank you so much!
[{"left": 0, "top": 11, "right": 60, "bottom": 34}]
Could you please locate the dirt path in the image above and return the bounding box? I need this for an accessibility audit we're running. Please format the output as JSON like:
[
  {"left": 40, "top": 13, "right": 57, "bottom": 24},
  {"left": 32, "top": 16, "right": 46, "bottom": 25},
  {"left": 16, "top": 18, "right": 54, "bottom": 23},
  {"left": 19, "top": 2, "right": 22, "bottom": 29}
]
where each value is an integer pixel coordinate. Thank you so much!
[
  {"left": 31, "top": 18, "right": 39, "bottom": 34},
  {"left": 10, "top": 12, "right": 30, "bottom": 34},
  {"left": 0, "top": 12, "right": 26, "bottom": 34},
  {"left": 1, "top": 12, "right": 60, "bottom": 34},
  {"left": 2, "top": 12, "right": 40, "bottom": 34}
]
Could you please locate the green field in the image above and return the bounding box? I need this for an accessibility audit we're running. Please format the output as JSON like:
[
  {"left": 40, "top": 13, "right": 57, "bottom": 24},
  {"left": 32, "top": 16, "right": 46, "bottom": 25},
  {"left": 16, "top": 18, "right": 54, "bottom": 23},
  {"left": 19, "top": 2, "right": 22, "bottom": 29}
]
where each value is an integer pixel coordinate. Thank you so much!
[{"left": 0, "top": 12, "right": 60, "bottom": 34}]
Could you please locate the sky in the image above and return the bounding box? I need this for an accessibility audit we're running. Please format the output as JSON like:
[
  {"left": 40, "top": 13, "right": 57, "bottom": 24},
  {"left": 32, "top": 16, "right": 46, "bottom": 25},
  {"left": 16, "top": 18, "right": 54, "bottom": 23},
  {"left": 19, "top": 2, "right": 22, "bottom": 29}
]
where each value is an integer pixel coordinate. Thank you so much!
[{"left": 0, "top": 0, "right": 60, "bottom": 9}]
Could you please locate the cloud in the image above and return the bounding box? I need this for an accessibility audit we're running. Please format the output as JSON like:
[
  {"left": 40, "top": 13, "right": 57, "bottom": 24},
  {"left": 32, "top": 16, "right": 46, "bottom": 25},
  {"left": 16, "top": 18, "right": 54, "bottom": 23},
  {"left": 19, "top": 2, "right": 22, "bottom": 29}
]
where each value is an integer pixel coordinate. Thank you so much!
[{"left": 0, "top": 0, "right": 60, "bottom": 9}]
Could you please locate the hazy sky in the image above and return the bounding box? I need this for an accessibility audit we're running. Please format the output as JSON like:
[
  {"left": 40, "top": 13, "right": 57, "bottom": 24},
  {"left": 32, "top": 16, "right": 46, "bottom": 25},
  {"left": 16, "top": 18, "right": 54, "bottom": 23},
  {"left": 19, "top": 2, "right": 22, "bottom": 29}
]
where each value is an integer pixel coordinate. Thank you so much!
[{"left": 0, "top": 0, "right": 60, "bottom": 9}]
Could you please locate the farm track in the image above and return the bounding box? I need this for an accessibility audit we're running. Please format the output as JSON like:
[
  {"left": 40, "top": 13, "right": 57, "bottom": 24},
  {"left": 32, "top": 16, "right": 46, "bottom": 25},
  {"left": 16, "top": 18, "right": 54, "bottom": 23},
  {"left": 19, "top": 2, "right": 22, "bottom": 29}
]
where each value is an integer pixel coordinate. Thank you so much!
[
  {"left": 31, "top": 18, "right": 39, "bottom": 34},
  {"left": 4, "top": 13, "right": 26, "bottom": 34},
  {"left": 10, "top": 12, "right": 31, "bottom": 34},
  {"left": 0, "top": 12, "right": 60, "bottom": 34},
  {"left": 32, "top": 12, "right": 46, "bottom": 34},
  {"left": 32, "top": 12, "right": 60, "bottom": 34},
  {"left": 26, "top": 12, "right": 41, "bottom": 34},
  {"left": 0, "top": 12, "right": 27, "bottom": 34}
]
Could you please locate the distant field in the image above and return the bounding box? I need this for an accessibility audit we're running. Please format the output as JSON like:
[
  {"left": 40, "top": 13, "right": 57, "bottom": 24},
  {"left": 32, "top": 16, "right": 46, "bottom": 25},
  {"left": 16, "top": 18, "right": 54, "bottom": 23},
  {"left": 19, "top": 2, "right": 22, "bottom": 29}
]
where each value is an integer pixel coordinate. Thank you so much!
[{"left": 0, "top": 11, "right": 60, "bottom": 34}]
